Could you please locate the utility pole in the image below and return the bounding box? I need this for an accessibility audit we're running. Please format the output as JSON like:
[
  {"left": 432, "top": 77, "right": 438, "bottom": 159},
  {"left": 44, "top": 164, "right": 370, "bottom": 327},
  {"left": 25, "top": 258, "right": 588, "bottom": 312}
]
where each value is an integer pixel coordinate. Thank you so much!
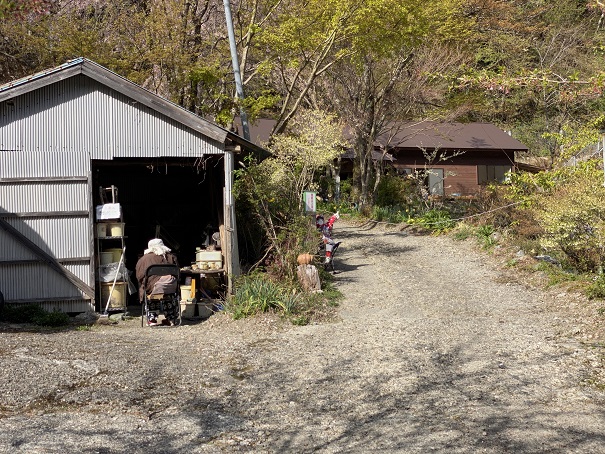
[
  {"left": 602, "top": 130, "right": 605, "bottom": 187},
  {"left": 223, "top": 0, "right": 250, "bottom": 141}
]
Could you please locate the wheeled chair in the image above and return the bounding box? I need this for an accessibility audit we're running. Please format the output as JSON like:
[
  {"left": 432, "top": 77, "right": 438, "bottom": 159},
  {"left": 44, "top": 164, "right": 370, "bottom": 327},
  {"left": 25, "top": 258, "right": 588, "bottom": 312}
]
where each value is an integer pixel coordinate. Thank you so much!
[{"left": 141, "top": 264, "right": 181, "bottom": 327}]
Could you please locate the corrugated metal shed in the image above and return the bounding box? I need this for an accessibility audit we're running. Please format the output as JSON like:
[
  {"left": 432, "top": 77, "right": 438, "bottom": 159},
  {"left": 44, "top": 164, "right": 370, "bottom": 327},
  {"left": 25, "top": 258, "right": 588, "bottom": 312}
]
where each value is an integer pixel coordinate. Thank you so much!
[{"left": 0, "top": 58, "right": 259, "bottom": 312}]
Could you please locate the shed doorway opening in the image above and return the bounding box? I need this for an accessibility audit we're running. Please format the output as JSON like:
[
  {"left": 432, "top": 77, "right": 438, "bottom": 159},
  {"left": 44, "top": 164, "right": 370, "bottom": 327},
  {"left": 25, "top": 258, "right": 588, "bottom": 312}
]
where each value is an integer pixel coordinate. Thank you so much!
[{"left": 92, "top": 157, "right": 225, "bottom": 307}]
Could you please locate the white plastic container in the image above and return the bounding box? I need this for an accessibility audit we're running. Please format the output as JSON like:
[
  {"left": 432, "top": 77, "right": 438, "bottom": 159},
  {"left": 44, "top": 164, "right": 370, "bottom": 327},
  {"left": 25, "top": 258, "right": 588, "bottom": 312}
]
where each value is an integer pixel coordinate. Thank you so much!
[
  {"left": 96, "top": 223, "right": 107, "bottom": 238},
  {"left": 195, "top": 251, "right": 222, "bottom": 269},
  {"left": 106, "top": 248, "right": 123, "bottom": 263},
  {"left": 108, "top": 222, "right": 124, "bottom": 237},
  {"left": 180, "top": 285, "right": 192, "bottom": 301}
]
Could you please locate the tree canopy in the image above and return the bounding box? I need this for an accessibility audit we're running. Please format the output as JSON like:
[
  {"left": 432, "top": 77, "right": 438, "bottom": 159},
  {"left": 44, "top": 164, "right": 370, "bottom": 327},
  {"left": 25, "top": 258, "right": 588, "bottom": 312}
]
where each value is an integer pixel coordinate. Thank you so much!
[{"left": 1, "top": 0, "right": 604, "bottom": 202}]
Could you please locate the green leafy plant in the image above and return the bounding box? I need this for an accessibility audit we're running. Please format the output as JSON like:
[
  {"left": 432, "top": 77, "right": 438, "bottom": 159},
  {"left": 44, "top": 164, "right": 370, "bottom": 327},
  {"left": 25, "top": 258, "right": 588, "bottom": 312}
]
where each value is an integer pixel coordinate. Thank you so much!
[
  {"left": 587, "top": 274, "right": 605, "bottom": 300},
  {"left": 452, "top": 222, "right": 474, "bottom": 240},
  {"left": 227, "top": 272, "right": 300, "bottom": 319},
  {"left": 410, "top": 209, "right": 456, "bottom": 233},
  {"left": 226, "top": 269, "right": 341, "bottom": 323},
  {"left": 76, "top": 325, "right": 93, "bottom": 331},
  {"left": 0, "top": 304, "right": 70, "bottom": 326},
  {"left": 476, "top": 224, "right": 497, "bottom": 249},
  {"left": 371, "top": 205, "right": 407, "bottom": 224},
  {"left": 34, "top": 310, "right": 71, "bottom": 327}
]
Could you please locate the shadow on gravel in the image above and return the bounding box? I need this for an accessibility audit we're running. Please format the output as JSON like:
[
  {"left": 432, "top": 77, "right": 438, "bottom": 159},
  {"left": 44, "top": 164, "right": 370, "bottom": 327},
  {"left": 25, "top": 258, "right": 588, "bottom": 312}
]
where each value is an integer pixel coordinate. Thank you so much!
[{"left": 187, "top": 341, "right": 605, "bottom": 453}]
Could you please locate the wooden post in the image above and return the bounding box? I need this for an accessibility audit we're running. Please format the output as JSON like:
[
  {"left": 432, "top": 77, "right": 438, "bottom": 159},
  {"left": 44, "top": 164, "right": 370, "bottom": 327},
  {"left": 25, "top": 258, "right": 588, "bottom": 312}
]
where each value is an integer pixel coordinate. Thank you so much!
[{"left": 296, "top": 265, "right": 321, "bottom": 292}]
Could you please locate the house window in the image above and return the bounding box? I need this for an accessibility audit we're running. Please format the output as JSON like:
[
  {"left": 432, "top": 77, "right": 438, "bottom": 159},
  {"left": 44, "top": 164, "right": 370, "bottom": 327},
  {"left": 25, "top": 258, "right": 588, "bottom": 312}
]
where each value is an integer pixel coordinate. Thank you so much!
[{"left": 477, "top": 165, "right": 512, "bottom": 184}]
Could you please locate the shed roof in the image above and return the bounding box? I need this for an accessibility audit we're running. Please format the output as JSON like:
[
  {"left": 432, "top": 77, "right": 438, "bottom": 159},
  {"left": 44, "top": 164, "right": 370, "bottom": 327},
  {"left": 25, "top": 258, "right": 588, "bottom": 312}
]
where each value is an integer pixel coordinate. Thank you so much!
[
  {"left": 377, "top": 121, "right": 528, "bottom": 152},
  {"left": 0, "top": 58, "right": 266, "bottom": 155}
]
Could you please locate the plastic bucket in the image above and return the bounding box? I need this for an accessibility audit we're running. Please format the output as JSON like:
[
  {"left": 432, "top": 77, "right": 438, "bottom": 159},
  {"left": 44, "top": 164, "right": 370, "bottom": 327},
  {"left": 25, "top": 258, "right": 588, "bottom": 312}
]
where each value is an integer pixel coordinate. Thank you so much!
[
  {"left": 97, "top": 223, "right": 107, "bottom": 238},
  {"left": 100, "top": 252, "right": 114, "bottom": 265},
  {"left": 101, "top": 282, "right": 127, "bottom": 309},
  {"left": 180, "top": 285, "right": 192, "bottom": 301},
  {"left": 108, "top": 223, "right": 124, "bottom": 236},
  {"left": 106, "top": 248, "right": 123, "bottom": 263}
]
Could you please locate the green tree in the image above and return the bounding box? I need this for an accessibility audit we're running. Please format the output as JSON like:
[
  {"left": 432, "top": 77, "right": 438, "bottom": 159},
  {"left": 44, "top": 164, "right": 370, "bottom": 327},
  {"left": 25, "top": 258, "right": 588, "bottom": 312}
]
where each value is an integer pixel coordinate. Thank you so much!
[
  {"left": 450, "top": 1, "right": 605, "bottom": 163},
  {"left": 234, "top": 109, "right": 345, "bottom": 277},
  {"left": 314, "top": 0, "right": 472, "bottom": 210}
]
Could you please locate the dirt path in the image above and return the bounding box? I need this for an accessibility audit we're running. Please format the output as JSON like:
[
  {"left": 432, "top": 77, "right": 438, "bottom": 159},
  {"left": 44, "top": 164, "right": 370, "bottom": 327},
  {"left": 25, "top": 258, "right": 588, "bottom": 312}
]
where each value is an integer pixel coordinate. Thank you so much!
[{"left": 1, "top": 220, "right": 605, "bottom": 453}]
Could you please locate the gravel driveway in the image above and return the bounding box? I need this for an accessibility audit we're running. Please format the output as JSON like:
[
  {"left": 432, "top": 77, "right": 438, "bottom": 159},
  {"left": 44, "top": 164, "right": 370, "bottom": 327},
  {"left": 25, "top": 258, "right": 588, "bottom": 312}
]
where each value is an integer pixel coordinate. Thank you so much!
[{"left": 1, "top": 220, "right": 604, "bottom": 453}]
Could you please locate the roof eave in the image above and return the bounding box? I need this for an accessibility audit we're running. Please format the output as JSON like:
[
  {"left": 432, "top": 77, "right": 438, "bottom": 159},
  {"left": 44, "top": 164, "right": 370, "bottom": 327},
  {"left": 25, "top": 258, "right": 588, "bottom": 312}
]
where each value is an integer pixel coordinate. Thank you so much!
[
  {"left": 226, "top": 131, "right": 272, "bottom": 160},
  {"left": 0, "top": 64, "right": 83, "bottom": 103}
]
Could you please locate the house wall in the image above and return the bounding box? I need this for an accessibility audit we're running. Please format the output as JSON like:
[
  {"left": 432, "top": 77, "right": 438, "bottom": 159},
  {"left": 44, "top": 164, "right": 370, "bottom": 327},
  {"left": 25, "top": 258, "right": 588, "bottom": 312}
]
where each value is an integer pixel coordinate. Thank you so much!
[{"left": 391, "top": 148, "right": 515, "bottom": 196}]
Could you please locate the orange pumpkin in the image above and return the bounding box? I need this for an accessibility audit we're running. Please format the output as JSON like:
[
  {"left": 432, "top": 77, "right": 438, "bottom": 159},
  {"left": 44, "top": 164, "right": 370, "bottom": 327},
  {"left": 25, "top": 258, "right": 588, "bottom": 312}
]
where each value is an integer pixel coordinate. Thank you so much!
[{"left": 297, "top": 253, "right": 314, "bottom": 265}]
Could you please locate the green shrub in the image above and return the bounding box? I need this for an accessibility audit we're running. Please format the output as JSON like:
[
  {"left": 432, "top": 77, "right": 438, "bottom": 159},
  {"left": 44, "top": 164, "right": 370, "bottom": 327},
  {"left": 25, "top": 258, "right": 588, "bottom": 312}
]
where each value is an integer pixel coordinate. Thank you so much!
[
  {"left": 34, "top": 310, "right": 71, "bottom": 327},
  {"left": 587, "top": 274, "right": 605, "bottom": 300},
  {"left": 0, "top": 304, "right": 70, "bottom": 326},
  {"left": 411, "top": 209, "right": 455, "bottom": 233},
  {"left": 226, "top": 269, "right": 342, "bottom": 323},
  {"left": 371, "top": 205, "right": 407, "bottom": 224},
  {"left": 1, "top": 304, "right": 46, "bottom": 323},
  {"left": 534, "top": 162, "right": 605, "bottom": 273},
  {"left": 375, "top": 174, "right": 418, "bottom": 208}
]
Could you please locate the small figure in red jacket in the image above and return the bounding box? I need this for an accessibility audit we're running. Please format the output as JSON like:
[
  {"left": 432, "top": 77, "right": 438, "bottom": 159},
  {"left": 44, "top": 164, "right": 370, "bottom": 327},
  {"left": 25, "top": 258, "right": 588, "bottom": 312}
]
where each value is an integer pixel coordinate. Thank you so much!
[{"left": 316, "top": 212, "right": 339, "bottom": 263}]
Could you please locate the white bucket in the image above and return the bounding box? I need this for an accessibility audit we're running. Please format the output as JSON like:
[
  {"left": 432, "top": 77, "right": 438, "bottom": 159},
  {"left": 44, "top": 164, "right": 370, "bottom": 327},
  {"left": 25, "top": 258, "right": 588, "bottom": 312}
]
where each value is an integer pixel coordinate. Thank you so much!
[
  {"left": 100, "top": 252, "right": 114, "bottom": 265},
  {"left": 109, "top": 223, "right": 124, "bottom": 237},
  {"left": 97, "top": 223, "right": 107, "bottom": 238},
  {"left": 180, "top": 285, "right": 192, "bottom": 301}
]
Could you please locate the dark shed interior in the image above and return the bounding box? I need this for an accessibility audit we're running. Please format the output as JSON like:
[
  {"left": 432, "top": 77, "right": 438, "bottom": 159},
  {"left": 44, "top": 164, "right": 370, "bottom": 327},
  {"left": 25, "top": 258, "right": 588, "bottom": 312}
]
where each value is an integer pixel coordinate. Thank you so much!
[{"left": 92, "top": 157, "right": 225, "bottom": 306}]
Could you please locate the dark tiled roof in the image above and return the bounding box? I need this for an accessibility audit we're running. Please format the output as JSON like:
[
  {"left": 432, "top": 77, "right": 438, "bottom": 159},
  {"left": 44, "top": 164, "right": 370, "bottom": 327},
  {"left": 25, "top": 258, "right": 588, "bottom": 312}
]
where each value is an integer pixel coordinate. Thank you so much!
[
  {"left": 236, "top": 118, "right": 528, "bottom": 153},
  {"left": 377, "top": 121, "right": 528, "bottom": 151}
]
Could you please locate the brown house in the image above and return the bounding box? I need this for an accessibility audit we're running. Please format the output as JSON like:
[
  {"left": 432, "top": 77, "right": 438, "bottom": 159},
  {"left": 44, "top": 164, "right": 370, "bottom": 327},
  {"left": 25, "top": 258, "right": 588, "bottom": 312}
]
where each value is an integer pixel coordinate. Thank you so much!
[
  {"left": 236, "top": 118, "right": 529, "bottom": 197},
  {"left": 379, "top": 121, "right": 529, "bottom": 196}
]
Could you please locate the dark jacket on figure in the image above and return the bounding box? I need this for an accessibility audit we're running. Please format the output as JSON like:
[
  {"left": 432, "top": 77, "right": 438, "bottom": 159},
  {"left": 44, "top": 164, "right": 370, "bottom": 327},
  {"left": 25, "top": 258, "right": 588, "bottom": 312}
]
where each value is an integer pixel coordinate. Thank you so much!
[{"left": 135, "top": 252, "right": 178, "bottom": 302}]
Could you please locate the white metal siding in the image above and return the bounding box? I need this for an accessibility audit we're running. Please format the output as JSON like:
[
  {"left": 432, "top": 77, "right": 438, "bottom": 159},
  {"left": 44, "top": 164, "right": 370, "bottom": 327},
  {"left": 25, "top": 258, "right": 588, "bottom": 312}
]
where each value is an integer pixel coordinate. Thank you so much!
[
  {"left": 0, "top": 76, "right": 224, "bottom": 157},
  {"left": 0, "top": 180, "right": 88, "bottom": 213},
  {"left": 0, "top": 150, "right": 89, "bottom": 178}
]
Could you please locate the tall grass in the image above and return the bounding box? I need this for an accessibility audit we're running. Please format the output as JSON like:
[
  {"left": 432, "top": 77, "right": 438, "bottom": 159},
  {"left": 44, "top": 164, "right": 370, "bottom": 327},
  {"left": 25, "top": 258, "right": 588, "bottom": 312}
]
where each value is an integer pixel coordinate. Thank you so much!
[{"left": 227, "top": 272, "right": 301, "bottom": 319}]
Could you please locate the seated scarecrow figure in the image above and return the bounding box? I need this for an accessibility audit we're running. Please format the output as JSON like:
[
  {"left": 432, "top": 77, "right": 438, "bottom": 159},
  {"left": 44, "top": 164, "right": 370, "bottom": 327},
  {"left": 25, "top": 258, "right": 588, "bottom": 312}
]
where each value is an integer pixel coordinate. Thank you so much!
[
  {"left": 135, "top": 238, "right": 179, "bottom": 326},
  {"left": 316, "top": 212, "right": 339, "bottom": 264}
]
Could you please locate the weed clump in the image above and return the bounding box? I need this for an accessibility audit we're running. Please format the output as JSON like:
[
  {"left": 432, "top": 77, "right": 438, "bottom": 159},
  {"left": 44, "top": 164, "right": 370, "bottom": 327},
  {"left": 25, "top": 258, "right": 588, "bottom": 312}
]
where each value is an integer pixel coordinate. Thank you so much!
[
  {"left": 226, "top": 271, "right": 341, "bottom": 324},
  {"left": 0, "top": 304, "right": 70, "bottom": 326}
]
